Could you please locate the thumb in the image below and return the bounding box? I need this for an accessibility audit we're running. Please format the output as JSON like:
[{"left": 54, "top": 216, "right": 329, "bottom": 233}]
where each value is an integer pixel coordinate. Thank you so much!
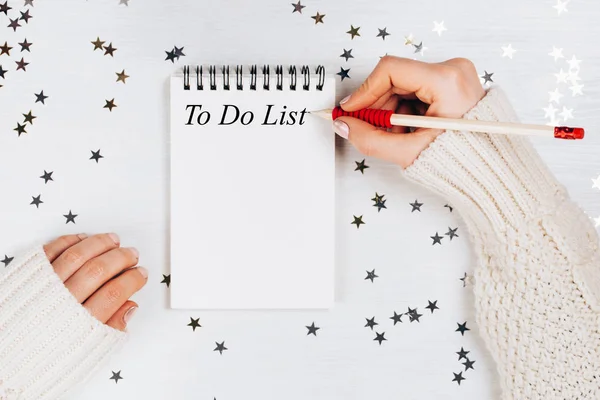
[{"left": 333, "top": 116, "right": 430, "bottom": 167}]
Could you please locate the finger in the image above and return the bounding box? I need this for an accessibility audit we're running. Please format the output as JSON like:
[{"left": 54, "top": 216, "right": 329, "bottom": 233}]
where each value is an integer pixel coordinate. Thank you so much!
[
  {"left": 341, "top": 56, "right": 437, "bottom": 112},
  {"left": 52, "top": 233, "right": 120, "bottom": 282},
  {"left": 106, "top": 300, "right": 138, "bottom": 332},
  {"left": 63, "top": 247, "right": 139, "bottom": 303},
  {"left": 368, "top": 89, "right": 395, "bottom": 110},
  {"left": 83, "top": 266, "right": 148, "bottom": 324},
  {"left": 333, "top": 116, "right": 435, "bottom": 168},
  {"left": 44, "top": 234, "right": 88, "bottom": 263},
  {"left": 391, "top": 101, "right": 413, "bottom": 134}
]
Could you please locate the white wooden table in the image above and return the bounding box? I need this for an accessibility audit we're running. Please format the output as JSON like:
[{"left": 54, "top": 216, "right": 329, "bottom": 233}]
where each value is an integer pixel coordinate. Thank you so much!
[{"left": 0, "top": 1, "right": 598, "bottom": 399}]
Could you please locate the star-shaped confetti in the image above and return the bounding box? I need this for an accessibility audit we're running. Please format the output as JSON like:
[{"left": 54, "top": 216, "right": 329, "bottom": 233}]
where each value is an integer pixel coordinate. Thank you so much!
[
  {"left": 567, "top": 55, "right": 581, "bottom": 71},
  {"left": 40, "top": 170, "right": 53, "bottom": 183},
  {"left": 365, "top": 269, "right": 378, "bottom": 282},
  {"left": 408, "top": 308, "right": 422, "bottom": 322},
  {"left": 340, "top": 49, "right": 353, "bottom": 62},
  {"left": 481, "top": 71, "right": 494, "bottom": 84},
  {"left": 501, "top": 44, "right": 516, "bottom": 59},
  {"left": 311, "top": 12, "right": 325, "bottom": 24},
  {"left": 347, "top": 25, "right": 360, "bottom": 39},
  {"left": 456, "top": 347, "right": 470, "bottom": 360},
  {"left": 8, "top": 18, "right": 21, "bottom": 31},
  {"left": 104, "top": 43, "right": 117, "bottom": 57},
  {"left": 173, "top": 46, "right": 185, "bottom": 59},
  {"left": 430, "top": 232, "right": 443, "bottom": 245},
  {"left": 364, "top": 317, "right": 378, "bottom": 330},
  {"left": 413, "top": 42, "right": 427, "bottom": 56},
  {"left": 553, "top": 0, "right": 569, "bottom": 15},
  {"left": 90, "top": 149, "right": 104, "bottom": 163},
  {"left": 23, "top": 111, "right": 36, "bottom": 124},
  {"left": 291, "top": 1, "right": 305, "bottom": 13},
  {"left": 214, "top": 341, "right": 228, "bottom": 354},
  {"left": 110, "top": 371, "right": 123, "bottom": 383},
  {"left": 35, "top": 90, "right": 48, "bottom": 104},
  {"left": 306, "top": 322, "right": 320, "bottom": 336},
  {"left": 165, "top": 49, "right": 177, "bottom": 63},
  {"left": 554, "top": 69, "right": 569, "bottom": 84},
  {"left": 463, "top": 358, "right": 475, "bottom": 371},
  {"left": 161, "top": 274, "right": 171, "bottom": 287},
  {"left": 351, "top": 215, "right": 364, "bottom": 229},
  {"left": 20, "top": 9, "right": 32, "bottom": 23},
  {"left": 376, "top": 28, "right": 390, "bottom": 40},
  {"left": 549, "top": 47, "right": 564, "bottom": 61},
  {"left": 64, "top": 210, "right": 77, "bottom": 224},
  {"left": 371, "top": 193, "right": 386, "bottom": 212},
  {"left": 104, "top": 99, "right": 117, "bottom": 111},
  {"left": 0, "top": 1, "right": 11, "bottom": 14},
  {"left": 30, "top": 194, "right": 43, "bottom": 208},
  {"left": 119, "top": 0, "right": 129, "bottom": 5},
  {"left": 559, "top": 106, "right": 573, "bottom": 121},
  {"left": 445, "top": 227, "right": 459, "bottom": 240},
  {"left": 337, "top": 67, "right": 350, "bottom": 81},
  {"left": 0, "top": 65, "right": 6, "bottom": 79},
  {"left": 116, "top": 69, "right": 129, "bottom": 83},
  {"left": 543, "top": 104, "right": 557, "bottom": 119},
  {"left": 432, "top": 21, "right": 446, "bottom": 36},
  {"left": 0, "top": 42, "right": 12, "bottom": 56},
  {"left": 18, "top": 39, "right": 32, "bottom": 52},
  {"left": 24, "top": 0, "right": 34, "bottom": 6},
  {"left": 389, "top": 311, "right": 403, "bottom": 325},
  {"left": 15, "top": 58, "right": 28, "bottom": 71},
  {"left": 373, "top": 332, "right": 386, "bottom": 345},
  {"left": 569, "top": 83, "right": 584, "bottom": 96},
  {"left": 426, "top": 300, "right": 439, "bottom": 313},
  {"left": 456, "top": 321, "right": 470, "bottom": 336},
  {"left": 91, "top": 37, "right": 105, "bottom": 51},
  {"left": 591, "top": 175, "right": 600, "bottom": 190},
  {"left": 354, "top": 159, "right": 369, "bottom": 174},
  {"left": 1, "top": 255, "right": 14, "bottom": 267},
  {"left": 460, "top": 273, "right": 469, "bottom": 286},
  {"left": 187, "top": 317, "right": 201, "bottom": 331},
  {"left": 14, "top": 123, "right": 27, "bottom": 136},
  {"left": 409, "top": 200, "right": 423, "bottom": 212},
  {"left": 548, "top": 88, "right": 563, "bottom": 104},
  {"left": 452, "top": 372, "right": 465, "bottom": 385},
  {"left": 404, "top": 33, "right": 414, "bottom": 45}
]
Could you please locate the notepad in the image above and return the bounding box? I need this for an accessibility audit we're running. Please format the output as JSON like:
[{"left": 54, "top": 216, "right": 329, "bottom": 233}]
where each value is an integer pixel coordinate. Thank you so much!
[{"left": 169, "top": 65, "right": 335, "bottom": 309}]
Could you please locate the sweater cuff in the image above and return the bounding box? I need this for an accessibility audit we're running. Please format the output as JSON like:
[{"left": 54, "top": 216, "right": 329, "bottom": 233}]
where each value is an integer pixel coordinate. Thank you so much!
[
  {"left": 402, "top": 87, "right": 568, "bottom": 240},
  {"left": 0, "top": 245, "right": 127, "bottom": 400}
]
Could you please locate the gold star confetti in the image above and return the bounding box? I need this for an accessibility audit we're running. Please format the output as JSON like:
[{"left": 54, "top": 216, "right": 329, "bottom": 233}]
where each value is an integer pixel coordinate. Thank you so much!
[{"left": 116, "top": 69, "right": 129, "bottom": 83}]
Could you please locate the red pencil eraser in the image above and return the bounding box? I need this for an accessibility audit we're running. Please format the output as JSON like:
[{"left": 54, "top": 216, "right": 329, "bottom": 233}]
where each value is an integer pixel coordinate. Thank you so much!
[{"left": 554, "top": 126, "right": 585, "bottom": 140}]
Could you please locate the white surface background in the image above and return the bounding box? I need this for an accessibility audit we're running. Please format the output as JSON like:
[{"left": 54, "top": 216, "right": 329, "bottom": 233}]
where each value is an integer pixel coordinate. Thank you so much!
[{"left": 0, "top": 1, "right": 599, "bottom": 399}]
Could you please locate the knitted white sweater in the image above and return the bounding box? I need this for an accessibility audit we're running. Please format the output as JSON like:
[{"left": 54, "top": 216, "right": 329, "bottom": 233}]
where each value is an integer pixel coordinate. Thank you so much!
[
  {"left": 403, "top": 87, "right": 600, "bottom": 399},
  {"left": 0, "top": 246, "right": 127, "bottom": 400},
  {"left": 0, "top": 88, "right": 599, "bottom": 399}
]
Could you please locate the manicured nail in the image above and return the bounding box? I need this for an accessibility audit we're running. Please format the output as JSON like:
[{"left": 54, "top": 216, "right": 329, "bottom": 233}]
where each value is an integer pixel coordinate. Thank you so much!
[
  {"left": 137, "top": 266, "right": 148, "bottom": 279},
  {"left": 340, "top": 94, "right": 351, "bottom": 105},
  {"left": 128, "top": 247, "right": 139, "bottom": 259},
  {"left": 77, "top": 233, "right": 88, "bottom": 240},
  {"left": 123, "top": 306, "right": 137, "bottom": 324},
  {"left": 332, "top": 119, "right": 349, "bottom": 140},
  {"left": 108, "top": 233, "right": 120, "bottom": 245}
]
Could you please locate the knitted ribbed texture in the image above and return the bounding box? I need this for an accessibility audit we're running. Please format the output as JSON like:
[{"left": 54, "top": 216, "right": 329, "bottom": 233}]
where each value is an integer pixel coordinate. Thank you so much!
[
  {"left": 0, "top": 245, "right": 127, "bottom": 400},
  {"left": 403, "top": 87, "right": 600, "bottom": 399}
]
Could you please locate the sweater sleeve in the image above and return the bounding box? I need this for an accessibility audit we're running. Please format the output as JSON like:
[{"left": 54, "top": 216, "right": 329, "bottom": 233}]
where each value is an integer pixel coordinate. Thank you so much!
[
  {"left": 402, "top": 87, "right": 600, "bottom": 399},
  {"left": 0, "top": 245, "right": 127, "bottom": 400}
]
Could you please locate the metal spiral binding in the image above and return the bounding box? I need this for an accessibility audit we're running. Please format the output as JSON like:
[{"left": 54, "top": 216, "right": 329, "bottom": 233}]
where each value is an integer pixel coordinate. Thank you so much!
[{"left": 182, "top": 65, "right": 326, "bottom": 91}]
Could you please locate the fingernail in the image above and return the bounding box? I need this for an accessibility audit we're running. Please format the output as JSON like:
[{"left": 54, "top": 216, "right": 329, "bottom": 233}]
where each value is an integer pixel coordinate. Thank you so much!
[
  {"left": 77, "top": 233, "right": 88, "bottom": 240},
  {"left": 137, "top": 266, "right": 148, "bottom": 279},
  {"left": 108, "top": 233, "right": 120, "bottom": 245},
  {"left": 129, "top": 247, "right": 139, "bottom": 259},
  {"left": 123, "top": 306, "right": 137, "bottom": 324},
  {"left": 332, "top": 119, "right": 349, "bottom": 140},
  {"left": 340, "top": 94, "right": 351, "bottom": 105}
]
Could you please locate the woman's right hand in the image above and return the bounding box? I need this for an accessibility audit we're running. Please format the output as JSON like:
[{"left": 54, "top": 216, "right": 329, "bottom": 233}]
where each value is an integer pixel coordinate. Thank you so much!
[
  {"left": 43, "top": 233, "right": 148, "bottom": 331},
  {"left": 332, "top": 56, "right": 486, "bottom": 168}
]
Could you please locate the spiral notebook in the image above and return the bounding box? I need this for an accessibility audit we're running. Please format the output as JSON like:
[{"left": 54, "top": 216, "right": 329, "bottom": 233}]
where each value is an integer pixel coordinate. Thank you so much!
[{"left": 170, "top": 65, "right": 336, "bottom": 309}]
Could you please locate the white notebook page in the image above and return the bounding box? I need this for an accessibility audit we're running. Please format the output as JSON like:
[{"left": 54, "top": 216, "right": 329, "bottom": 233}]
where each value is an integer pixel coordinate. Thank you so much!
[{"left": 170, "top": 67, "right": 335, "bottom": 309}]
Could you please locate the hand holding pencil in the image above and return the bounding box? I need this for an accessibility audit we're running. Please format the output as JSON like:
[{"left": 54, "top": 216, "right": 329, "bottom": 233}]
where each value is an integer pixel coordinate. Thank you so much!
[{"left": 326, "top": 56, "right": 583, "bottom": 169}]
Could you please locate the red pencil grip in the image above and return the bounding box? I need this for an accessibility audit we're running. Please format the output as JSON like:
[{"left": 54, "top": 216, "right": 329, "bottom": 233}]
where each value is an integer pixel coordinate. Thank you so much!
[{"left": 331, "top": 107, "right": 393, "bottom": 129}]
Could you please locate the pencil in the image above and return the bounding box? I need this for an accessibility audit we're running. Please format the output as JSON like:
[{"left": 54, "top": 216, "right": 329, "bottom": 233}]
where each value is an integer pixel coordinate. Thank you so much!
[{"left": 311, "top": 106, "right": 584, "bottom": 140}]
